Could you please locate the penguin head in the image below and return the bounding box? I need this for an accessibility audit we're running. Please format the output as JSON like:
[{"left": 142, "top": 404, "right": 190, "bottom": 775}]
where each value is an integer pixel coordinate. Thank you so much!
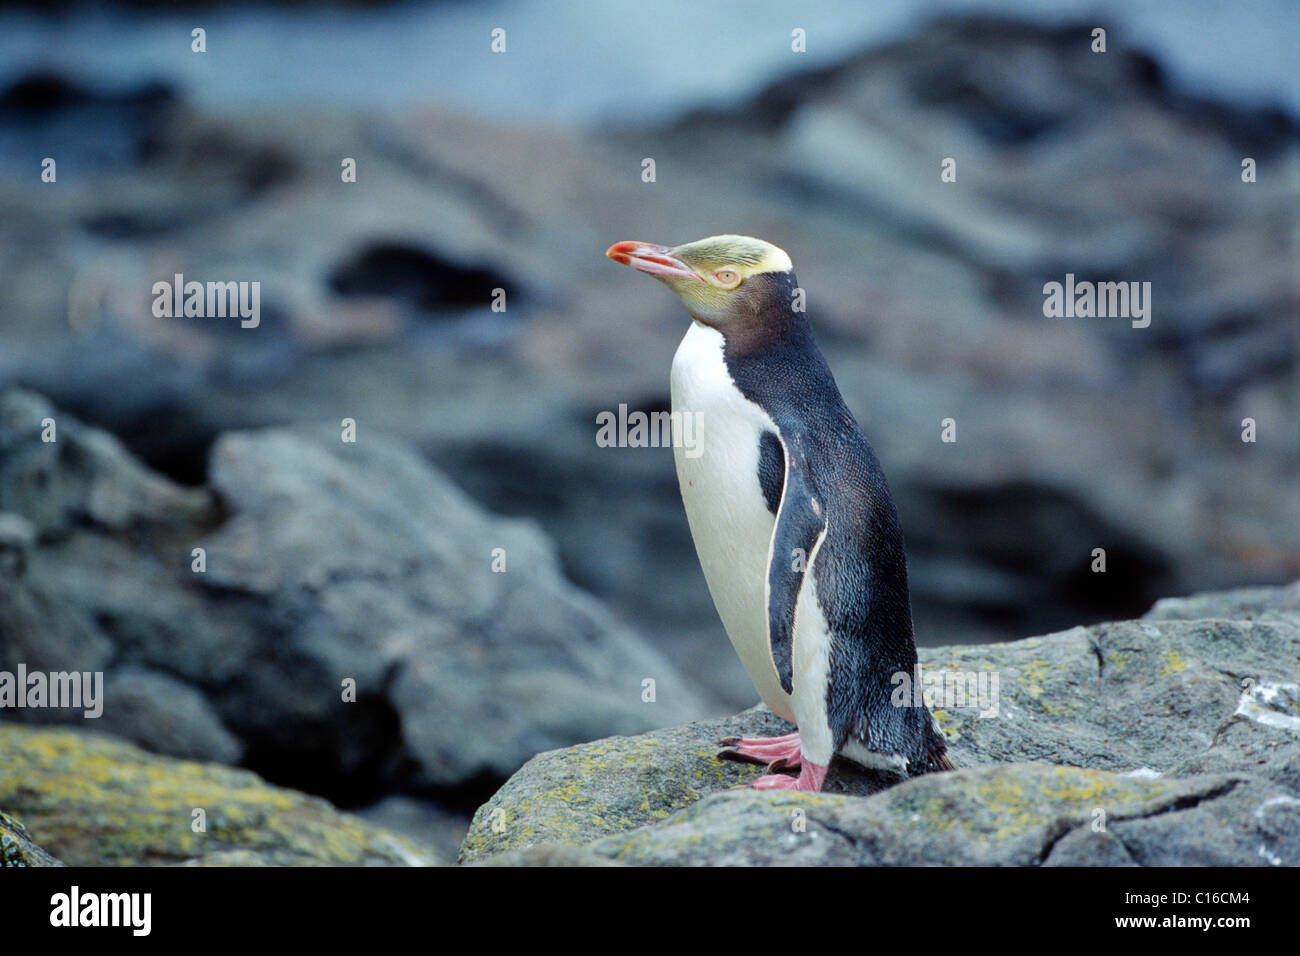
[{"left": 605, "top": 234, "right": 795, "bottom": 330}]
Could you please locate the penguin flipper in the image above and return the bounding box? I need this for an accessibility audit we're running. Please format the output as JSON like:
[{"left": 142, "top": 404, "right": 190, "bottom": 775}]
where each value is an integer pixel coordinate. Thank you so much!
[{"left": 766, "top": 435, "right": 826, "bottom": 695}]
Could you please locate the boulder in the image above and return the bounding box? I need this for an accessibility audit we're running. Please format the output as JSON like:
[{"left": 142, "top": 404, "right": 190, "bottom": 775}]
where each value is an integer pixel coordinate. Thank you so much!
[
  {"left": 577, "top": 766, "right": 1281, "bottom": 867},
  {"left": 461, "top": 584, "right": 1300, "bottom": 864},
  {"left": 0, "top": 389, "right": 713, "bottom": 802},
  {"left": 0, "top": 725, "right": 433, "bottom": 866},
  {"left": 458, "top": 707, "right": 892, "bottom": 862},
  {"left": 98, "top": 667, "right": 244, "bottom": 764}
]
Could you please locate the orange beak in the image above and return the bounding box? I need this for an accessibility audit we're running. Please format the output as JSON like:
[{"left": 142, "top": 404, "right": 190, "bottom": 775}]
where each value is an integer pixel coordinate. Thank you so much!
[{"left": 605, "top": 241, "right": 698, "bottom": 280}]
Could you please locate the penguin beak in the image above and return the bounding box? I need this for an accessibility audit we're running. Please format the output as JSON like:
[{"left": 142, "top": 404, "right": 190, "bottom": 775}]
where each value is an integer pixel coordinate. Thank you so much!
[{"left": 605, "top": 241, "right": 698, "bottom": 280}]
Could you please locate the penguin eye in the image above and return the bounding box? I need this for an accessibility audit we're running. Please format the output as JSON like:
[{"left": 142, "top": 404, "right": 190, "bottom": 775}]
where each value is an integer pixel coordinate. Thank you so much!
[{"left": 713, "top": 269, "right": 741, "bottom": 287}]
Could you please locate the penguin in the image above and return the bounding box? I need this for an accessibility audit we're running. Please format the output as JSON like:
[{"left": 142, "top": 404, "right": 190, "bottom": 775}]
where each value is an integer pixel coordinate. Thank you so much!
[{"left": 606, "top": 235, "right": 953, "bottom": 791}]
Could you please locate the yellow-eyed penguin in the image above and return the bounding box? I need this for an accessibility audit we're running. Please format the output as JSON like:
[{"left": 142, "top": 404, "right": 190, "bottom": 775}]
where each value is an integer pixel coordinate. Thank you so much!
[{"left": 606, "top": 235, "right": 953, "bottom": 790}]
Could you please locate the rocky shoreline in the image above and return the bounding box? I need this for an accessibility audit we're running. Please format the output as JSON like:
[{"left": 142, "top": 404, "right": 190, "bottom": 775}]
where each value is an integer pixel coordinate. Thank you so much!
[
  {"left": 458, "top": 583, "right": 1300, "bottom": 865},
  {"left": 5, "top": 580, "right": 1296, "bottom": 866},
  {"left": 2, "top": 18, "right": 1294, "bottom": 705},
  {"left": 0, "top": 387, "right": 708, "bottom": 854}
]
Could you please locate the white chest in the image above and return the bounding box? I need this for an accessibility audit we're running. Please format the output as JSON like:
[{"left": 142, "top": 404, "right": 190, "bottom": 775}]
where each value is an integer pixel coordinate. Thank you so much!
[{"left": 669, "top": 323, "right": 793, "bottom": 720}]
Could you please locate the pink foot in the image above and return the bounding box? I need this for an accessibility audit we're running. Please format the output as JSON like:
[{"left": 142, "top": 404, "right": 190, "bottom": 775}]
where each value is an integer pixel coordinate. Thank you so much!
[
  {"left": 718, "top": 731, "right": 802, "bottom": 768},
  {"left": 749, "top": 761, "right": 828, "bottom": 792}
]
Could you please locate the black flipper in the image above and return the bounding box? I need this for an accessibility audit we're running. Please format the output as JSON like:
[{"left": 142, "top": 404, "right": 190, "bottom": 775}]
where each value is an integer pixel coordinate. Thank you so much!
[
  {"left": 766, "top": 433, "right": 827, "bottom": 694},
  {"left": 756, "top": 431, "right": 784, "bottom": 515}
]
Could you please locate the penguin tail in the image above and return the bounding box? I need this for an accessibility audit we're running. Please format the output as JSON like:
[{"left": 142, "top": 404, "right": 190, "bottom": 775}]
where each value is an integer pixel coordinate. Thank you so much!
[
  {"left": 922, "top": 722, "right": 956, "bottom": 774},
  {"left": 927, "top": 747, "right": 956, "bottom": 773}
]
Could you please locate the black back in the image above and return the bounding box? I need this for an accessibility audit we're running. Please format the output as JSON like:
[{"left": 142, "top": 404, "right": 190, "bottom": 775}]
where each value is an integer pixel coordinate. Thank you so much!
[{"left": 718, "top": 271, "right": 949, "bottom": 774}]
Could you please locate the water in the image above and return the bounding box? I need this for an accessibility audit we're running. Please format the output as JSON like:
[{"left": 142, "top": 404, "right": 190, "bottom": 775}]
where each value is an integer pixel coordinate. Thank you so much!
[{"left": 0, "top": 0, "right": 1295, "bottom": 123}]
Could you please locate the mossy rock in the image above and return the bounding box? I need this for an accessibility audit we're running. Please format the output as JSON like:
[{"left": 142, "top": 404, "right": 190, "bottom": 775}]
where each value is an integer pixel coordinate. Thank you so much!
[
  {"left": 0, "top": 725, "right": 437, "bottom": 866},
  {"left": 1, "top": 809, "right": 63, "bottom": 866},
  {"left": 461, "top": 584, "right": 1300, "bottom": 865},
  {"left": 459, "top": 708, "right": 899, "bottom": 862},
  {"left": 579, "top": 764, "right": 1291, "bottom": 866}
]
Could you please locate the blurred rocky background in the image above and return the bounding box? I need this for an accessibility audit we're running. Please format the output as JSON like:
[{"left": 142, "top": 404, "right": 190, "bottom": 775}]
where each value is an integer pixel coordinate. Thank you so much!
[{"left": 0, "top": 1, "right": 1296, "bottom": 863}]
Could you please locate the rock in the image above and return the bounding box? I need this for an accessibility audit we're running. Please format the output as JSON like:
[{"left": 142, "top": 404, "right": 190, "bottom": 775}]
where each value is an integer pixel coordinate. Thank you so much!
[
  {"left": 580, "top": 766, "right": 1283, "bottom": 867},
  {"left": 0, "top": 725, "right": 435, "bottom": 866},
  {"left": 0, "top": 512, "right": 34, "bottom": 580},
  {"left": 1145, "top": 582, "right": 1300, "bottom": 623},
  {"left": 0, "top": 390, "right": 712, "bottom": 802},
  {"left": 98, "top": 667, "right": 244, "bottom": 764},
  {"left": 355, "top": 795, "right": 470, "bottom": 865},
  {"left": 0, "top": 72, "right": 180, "bottom": 173},
  {"left": 468, "top": 843, "right": 624, "bottom": 867},
  {"left": 459, "top": 707, "right": 895, "bottom": 862},
  {"left": 915, "top": 615, "right": 1300, "bottom": 778},
  {"left": 196, "top": 426, "right": 710, "bottom": 791},
  {"left": 462, "top": 583, "right": 1300, "bottom": 865},
  {"left": 1, "top": 810, "right": 63, "bottom": 866},
  {"left": 1040, "top": 776, "right": 1300, "bottom": 867},
  {"left": 0, "top": 389, "right": 217, "bottom": 538}
]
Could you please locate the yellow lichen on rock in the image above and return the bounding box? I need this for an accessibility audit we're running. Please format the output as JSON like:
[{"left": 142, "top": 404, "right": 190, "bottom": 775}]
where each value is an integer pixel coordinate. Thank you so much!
[{"left": 0, "top": 726, "right": 435, "bottom": 866}]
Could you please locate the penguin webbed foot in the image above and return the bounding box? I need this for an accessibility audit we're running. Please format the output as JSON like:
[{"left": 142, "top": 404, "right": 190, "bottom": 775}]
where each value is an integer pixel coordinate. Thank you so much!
[
  {"left": 749, "top": 762, "right": 828, "bottom": 792},
  {"left": 716, "top": 731, "right": 802, "bottom": 768}
]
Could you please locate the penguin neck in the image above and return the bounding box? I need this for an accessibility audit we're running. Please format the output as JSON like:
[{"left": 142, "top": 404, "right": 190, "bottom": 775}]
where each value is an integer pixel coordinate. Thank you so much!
[
  {"left": 702, "top": 296, "right": 847, "bottom": 428},
  {"left": 695, "top": 271, "right": 803, "bottom": 354}
]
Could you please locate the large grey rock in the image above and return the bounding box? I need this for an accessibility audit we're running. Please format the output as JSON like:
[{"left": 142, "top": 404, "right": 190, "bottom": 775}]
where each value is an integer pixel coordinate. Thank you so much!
[
  {"left": 1145, "top": 582, "right": 1300, "bottom": 623},
  {"left": 462, "top": 583, "right": 1300, "bottom": 864},
  {"left": 458, "top": 707, "right": 897, "bottom": 862},
  {"left": 578, "top": 767, "right": 1291, "bottom": 867},
  {"left": 919, "top": 612, "right": 1300, "bottom": 779},
  {"left": 198, "top": 426, "right": 710, "bottom": 788},
  {"left": 98, "top": 666, "right": 244, "bottom": 764},
  {"left": 0, "top": 389, "right": 712, "bottom": 798}
]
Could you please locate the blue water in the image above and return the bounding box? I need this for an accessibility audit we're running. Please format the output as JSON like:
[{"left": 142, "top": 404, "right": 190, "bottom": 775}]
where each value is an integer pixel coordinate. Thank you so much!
[{"left": 0, "top": 0, "right": 1295, "bottom": 122}]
